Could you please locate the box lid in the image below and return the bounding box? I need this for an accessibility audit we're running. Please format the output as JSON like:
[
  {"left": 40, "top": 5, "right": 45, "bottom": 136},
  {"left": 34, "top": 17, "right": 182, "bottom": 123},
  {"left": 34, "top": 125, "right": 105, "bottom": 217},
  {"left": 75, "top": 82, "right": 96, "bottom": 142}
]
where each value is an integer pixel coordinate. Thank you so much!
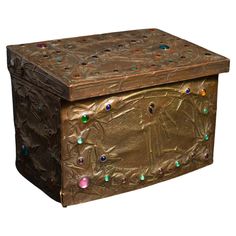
[{"left": 7, "top": 28, "right": 230, "bottom": 101}]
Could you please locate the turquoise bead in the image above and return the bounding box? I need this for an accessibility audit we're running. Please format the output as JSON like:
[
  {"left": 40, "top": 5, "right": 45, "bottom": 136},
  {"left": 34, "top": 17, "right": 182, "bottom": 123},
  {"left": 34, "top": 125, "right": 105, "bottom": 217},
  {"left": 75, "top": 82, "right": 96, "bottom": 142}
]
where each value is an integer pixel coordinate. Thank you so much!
[
  {"left": 77, "top": 137, "right": 83, "bottom": 144},
  {"left": 175, "top": 161, "right": 181, "bottom": 167},
  {"left": 140, "top": 174, "right": 145, "bottom": 181},
  {"left": 21, "top": 145, "right": 29, "bottom": 157},
  {"left": 104, "top": 175, "right": 110, "bottom": 182},
  {"left": 159, "top": 44, "right": 170, "bottom": 50}
]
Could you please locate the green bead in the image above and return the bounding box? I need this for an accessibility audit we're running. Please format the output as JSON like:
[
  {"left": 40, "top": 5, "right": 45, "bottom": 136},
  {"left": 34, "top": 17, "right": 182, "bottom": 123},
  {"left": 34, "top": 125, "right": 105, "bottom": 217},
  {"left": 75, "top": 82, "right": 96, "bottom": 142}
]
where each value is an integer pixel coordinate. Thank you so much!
[
  {"left": 104, "top": 175, "right": 110, "bottom": 182},
  {"left": 175, "top": 161, "right": 181, "bottom": 167},
  {"left": 81, "top": 114, "right": 89, "bottom": 123},
  {"left": 77, "top": 137, "right": 83, "bottom": 144},
  {"left": 203, "top": 108, "right": 209, "bottom": 114},
  {"left": 204, "top": 134, "right": 209, "bottom": 141},
  {"left": 131, "top": 65, "right": 138, "bottom": 71},
  {"left": 140, "top": 174, "right": 145, "bottom": 181},
  {"left": 56, "top": 56, "right": 62, "bottom": 62}
]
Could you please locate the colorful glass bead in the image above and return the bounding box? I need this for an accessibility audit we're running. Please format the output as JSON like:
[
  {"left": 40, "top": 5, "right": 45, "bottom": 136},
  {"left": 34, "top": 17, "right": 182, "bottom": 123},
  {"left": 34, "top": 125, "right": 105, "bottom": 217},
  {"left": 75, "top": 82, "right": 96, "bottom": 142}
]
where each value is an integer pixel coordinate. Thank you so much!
[
  {"left": 104, "top": 175, "right": 110, "bottom": 182},
  {"left": 199, "top": 89, "right": 206, "bottom": 96},
  {"left": 21, "top": 145, "right": 29, "bottom": 157},
  {"left": 159, "top": 44, "right": 170, "bottom": 50},
  {"left": 36, "top": 42, "right": 47, "bottom": 48},
  {"left": 204, "top": 134, "right": 209, "bottom": 141},
  {"left": 140, "top": 174, "right": 145, "bottom": 181},
  {"left": 100, "top": 154, "right": 107, "bottom": 162},
  {"left": 204, "top": 153, "right": 209, "bottom": 160},
  {"left": 175, "top": 161, "right": 181, "bottom": 167},
  {"left": 185, "top": 88, "right": 191, "bottom": 94},
  {"left": 131, "top": 65, "right": 138, "bottom": 71},
  {"left": 105, "top": 104, "right": 111, "bottom": 111},
  {"left": 77, "top": 137, "right": 83, "bottom": 144},
  {"left": 77, "top": 157, "right": 84, "bottom": 165},
  {"left": 203, "top": 108, "right": 209, "bottom": 114},
  {"left": 81, "top": 114, "right": 89, "bottom": 123},
  {"left": 78, "top": 176, "right": 89, "bottom": 189},
  {"left": 56, "top": 56, "right": 63, "bottom": 62}
]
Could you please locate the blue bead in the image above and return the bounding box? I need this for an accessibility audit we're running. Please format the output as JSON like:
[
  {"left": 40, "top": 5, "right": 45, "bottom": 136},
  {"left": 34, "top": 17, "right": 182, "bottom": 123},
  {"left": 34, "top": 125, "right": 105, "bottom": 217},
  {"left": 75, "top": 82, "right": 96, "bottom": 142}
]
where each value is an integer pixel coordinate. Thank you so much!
[
  {"left": 159, "top": 44, "right": 170, "bottom": 50},
  {"left": 100, "top": 155, "right": 107, "bottom": 162},
  {"left": 106, "top": 104, "right": 111, "bottom": 111},
  {"left": 21, "top": 145, "right": 29, "bottom": 157},
  {"left": 185, "top": 88, "right": 191, "bottom": 94}
]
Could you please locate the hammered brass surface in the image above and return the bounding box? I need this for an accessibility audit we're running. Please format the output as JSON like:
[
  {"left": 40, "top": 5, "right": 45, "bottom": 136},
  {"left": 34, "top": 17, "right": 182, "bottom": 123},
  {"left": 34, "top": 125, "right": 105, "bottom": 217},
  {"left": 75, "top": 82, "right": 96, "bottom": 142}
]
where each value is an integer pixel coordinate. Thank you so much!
[
  {"left": 7, "top": 28, "right": 229, "bottom": 101},
  {"left": 7, "top": 28, "right": 228, "bottom": 207},
  {"left": 60, "top": 76, "right": 217, "bottom": 206}
]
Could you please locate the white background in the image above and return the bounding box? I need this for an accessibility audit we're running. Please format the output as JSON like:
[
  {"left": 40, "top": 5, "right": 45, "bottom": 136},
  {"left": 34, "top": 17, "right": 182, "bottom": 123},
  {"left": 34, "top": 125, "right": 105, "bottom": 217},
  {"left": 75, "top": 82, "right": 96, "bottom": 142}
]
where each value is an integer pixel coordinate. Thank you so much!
[{"left": 0, "top": 0, "right": 235, "bottom": 235}]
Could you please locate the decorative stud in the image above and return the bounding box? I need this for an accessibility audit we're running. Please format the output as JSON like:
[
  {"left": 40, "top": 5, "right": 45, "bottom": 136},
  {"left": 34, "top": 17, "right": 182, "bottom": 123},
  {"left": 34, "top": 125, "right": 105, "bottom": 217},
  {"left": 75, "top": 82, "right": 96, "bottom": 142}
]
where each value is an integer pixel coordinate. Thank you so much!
[
  {"left": 185, "top": 88, "right": 191, "bottom": 94},
  {"left": 204, "top": 134, "right": 209, "bottom": 141},
  {"left": 104, "top": 175, "right": 110, "bottom": 182},
  {"left": 175, "top": 161, "right": 181, "bottom": 167},
  {"left": 105, "top": 104, "right": 111, "bottom": 111},
  {"left": 121, "top": 177, "right": 126, "bottom": 184},
  {"left": 131, "top": 65, "right": 138, "bottom": 71},
  {"left": 204, "top": 153, "right": 209, "bottom": 160},
  {"left": 36, "top": 42, "right": 47, "bottom": 48},
  {"left": 158, "top": 168, "right": 164, "bottom": 175},
  {"left": 199, "top": 89, "right": 207, "bottom": 97},
  {"left": 77, "top": 157, "right": 84, "bottom": 165},
  {"left": 56, "top": 56, "right": 63, "bottom": 63},
  {"left": 77, "top": 137, "right": 84, "bottom": 145},
  {"left": 203, "top": 108, "right": 209, "bottom": 114},
  {"left": 140, "top": 174, "right": 145, "bottom": 181},
  {"left": 21, "top": 145, "right": 29, "bottom": 157},
  {"left": 81, "top": 114, "right": 89, "bottom": 124},
  {"left": 78, "top": 176, "right": 89, "bottom": 189},
  {"left": 159, "top": 44, "right": 170, "bottom": 50},
  {"left": 100, "top": 154, "right": 107, "bottom": 162}
]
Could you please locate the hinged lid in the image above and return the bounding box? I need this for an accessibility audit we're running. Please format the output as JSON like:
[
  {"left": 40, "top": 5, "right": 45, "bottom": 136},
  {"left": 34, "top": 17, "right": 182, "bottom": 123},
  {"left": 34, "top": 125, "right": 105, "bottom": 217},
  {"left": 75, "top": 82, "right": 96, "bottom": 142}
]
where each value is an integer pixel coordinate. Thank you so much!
[{"left": 7, "top": 28, "right": 230, "bottom": 101}]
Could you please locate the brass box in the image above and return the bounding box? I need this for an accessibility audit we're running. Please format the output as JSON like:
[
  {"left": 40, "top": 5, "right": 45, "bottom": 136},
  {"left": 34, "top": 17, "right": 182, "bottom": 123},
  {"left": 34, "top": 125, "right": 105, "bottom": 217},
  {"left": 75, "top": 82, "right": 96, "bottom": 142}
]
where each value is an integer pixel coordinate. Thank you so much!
[{"left": 7, "top": 28, "right": 230, "bottom": 206}]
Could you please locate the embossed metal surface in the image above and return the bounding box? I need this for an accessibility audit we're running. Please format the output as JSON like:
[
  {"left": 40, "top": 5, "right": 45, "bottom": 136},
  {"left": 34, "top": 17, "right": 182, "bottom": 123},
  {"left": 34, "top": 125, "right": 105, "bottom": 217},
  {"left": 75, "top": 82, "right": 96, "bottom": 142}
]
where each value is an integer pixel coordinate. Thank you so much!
[
  {"left": 60, "top": 76, "right": 217, "bottom": 206},
  {"left": 7, "top": 28, "right": 229, "bottom": 207},
  {"left": 11, "top": 77, "right": 61, "bottom": 202},
  {"left": 7, "top": 28, "right": 229, "bottom": 101}
]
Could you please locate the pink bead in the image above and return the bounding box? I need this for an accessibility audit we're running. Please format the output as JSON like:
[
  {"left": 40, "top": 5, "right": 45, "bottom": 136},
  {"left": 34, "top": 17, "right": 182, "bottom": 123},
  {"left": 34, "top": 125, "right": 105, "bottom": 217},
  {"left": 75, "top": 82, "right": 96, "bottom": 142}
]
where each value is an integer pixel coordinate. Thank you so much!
[{"left": 78, "top": 177, "right": 89, "bottom": 189}]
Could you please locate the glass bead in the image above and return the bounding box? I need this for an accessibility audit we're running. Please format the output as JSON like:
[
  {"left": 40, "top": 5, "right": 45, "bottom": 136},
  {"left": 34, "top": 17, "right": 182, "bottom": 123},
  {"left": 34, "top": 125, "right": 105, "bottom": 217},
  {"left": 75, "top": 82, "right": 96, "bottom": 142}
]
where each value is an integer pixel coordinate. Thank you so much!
[
  {"left": 140, "top": 174, "right": 145, "bottom": 181},
  {"left": 204, "top": 134, "right": 209, "bottom": 141},
  {"left": 104, "top": 175, "right": 110, "bottom": 182},
  {"left": 77, "top": 137, "right": 83, "bottom": 144},
  {"left": 159, "top": 44, "right": 170, "bottom": 50},
  {"left": 36, "top": 42, "right": 47, "bottom": 48},
  {"left": 100, "top": 155, "right": 107, "bottom": 162},
  {"left": 78, "top": 176, "right": 89, "bottom": 189},
  {"left": 106, "top": 104, "right": 111, "bottom": 111},
  {"left": 131, "top": 66, "right": 138, "bottom": 71},
  {"left": 185, "top": 88, "right": 191, "bottom": 94},
  {"left": 77, "top": 157, "right": 84, "bottom": 165},
  {"left": 81, "top": 114, "right": 89, "bottom": 123},
  {"left": 203, "top": 108, "right": 209, "bottom": 114},
  {"left": 56, "top": 56, "right": 62, "bottom": 62},
  {"left": 199, "top": 89, "right": 206, "bottom": 96},
  {"left": 175, "top": 161, "right": 181, "bottom": 167},
  {"left": 21, "top": 145, "right": 29, "bottom": 157}
]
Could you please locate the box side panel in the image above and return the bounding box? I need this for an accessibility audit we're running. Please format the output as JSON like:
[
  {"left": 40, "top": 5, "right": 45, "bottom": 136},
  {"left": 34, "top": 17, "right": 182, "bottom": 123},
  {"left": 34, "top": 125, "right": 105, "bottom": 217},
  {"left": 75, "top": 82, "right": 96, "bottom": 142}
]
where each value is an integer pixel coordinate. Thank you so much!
[
  {"left": 60, "top": 75, "right": 218, "bottom": 206},
  {"left": 11, "top": 77, "right": 62, "bottom": 202}
]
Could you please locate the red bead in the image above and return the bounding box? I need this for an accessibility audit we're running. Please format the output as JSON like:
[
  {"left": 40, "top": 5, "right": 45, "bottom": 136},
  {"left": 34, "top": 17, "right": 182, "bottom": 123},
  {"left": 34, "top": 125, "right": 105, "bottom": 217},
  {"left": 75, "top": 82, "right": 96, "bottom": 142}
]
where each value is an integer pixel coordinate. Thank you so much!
[{"left": 36, "top": 42, "right": 47, "bottom": 48}]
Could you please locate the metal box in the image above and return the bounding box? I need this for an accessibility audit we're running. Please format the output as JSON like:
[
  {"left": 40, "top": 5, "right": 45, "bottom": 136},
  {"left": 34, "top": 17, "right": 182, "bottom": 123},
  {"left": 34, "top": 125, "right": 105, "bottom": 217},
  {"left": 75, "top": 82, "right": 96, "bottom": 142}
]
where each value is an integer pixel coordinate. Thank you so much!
[{"left": 7, "top": 28, "right": 230, "bottom": 206}]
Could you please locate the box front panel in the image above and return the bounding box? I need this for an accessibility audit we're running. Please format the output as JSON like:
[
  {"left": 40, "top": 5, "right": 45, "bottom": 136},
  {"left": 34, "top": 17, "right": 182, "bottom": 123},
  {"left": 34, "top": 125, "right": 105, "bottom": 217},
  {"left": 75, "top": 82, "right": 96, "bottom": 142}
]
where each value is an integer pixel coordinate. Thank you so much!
[{"left": 60, "top": 76, "right": 218, "bottom": 206}]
